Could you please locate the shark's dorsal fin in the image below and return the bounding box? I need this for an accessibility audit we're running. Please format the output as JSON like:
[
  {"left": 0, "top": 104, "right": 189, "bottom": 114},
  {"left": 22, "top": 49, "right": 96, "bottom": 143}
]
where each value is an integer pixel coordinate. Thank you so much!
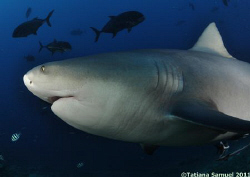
[{"left": 190, "top": 22, "right": 232, "bottom": 58}]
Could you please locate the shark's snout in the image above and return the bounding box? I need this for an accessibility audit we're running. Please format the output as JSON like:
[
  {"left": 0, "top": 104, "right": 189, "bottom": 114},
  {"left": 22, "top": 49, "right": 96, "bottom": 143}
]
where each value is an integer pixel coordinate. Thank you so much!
[
  {"left": 23, "top": 74, "right": 32, "bottom": 88},
  {"left": 23, "top": 72, "right": 76, "bottom": 104}
]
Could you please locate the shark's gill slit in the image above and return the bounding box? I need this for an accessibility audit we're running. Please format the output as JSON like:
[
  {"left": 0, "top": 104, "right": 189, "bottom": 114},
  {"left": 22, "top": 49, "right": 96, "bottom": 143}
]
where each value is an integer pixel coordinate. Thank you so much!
[{"left": 154, "top": 60, "right": 160, "bottom": 89}]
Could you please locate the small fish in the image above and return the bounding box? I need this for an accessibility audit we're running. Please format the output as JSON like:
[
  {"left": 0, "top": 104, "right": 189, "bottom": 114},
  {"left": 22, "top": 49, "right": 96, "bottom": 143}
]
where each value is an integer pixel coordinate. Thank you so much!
[
  {"left": 70, "top": 29, "right": 85, "bottom": 36},
  {"left": 26, "top": 7, "right": 32, "bottom": 18},
  {"left": 24, "top": 55, "right": 35, "bottom": 61},
  {"left": 39, "top": 39, "right": 72, "bottom": 55},
  {"left": 222, "top": 0, "right": 228, "bottom": 6},
  {"left": 76, "top": 162, "right": 84, "bottom": 168},
  {"left": 11, "top": 133, "right": 21, "bottom": 142},
  {"left": 0, "top": 155, "right": 4, "bottom": 161},
  {"left": 90, "top": 11, "right": 145, "bottom": 42},
  {"left": 13, "top": 10, "right": 54, "bottom": 38},
  {"left": 216, "top": 143, "right": 250, "bottom": 161},
  {"left": 42, "top": 106, "right": 48, "bottom": 110},
  {"left": 189, "top": 3, "right": 195, "bottom": 11}
]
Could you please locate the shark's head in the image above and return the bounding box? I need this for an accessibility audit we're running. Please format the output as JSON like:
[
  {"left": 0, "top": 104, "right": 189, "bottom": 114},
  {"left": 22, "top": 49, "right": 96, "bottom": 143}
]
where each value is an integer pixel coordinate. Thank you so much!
[
  {"left": 23, "top": 61, "right": 81, "bottom": 104},
  {"left": 24, "top": 53, "right": 155, "bottom": 103},
  {"left": 23, "top": 52, "right": 163, "bottom": 142}
]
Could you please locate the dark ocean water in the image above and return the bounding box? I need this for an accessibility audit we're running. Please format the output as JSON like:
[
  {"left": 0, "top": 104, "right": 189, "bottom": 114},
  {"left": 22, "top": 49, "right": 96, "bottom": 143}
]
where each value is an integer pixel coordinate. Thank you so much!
[{"left": 1, "top": 0, "right": 250, "bottom": 176}]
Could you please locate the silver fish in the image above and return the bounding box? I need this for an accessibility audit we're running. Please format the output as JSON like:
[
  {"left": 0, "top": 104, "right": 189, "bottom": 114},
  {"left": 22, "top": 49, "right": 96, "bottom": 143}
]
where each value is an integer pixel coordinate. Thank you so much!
[
  {"left": 76, "top": 162, "right": 84, "bottom": 168},
  {"left": 0, "top": 155, "right": 4, "bottom": 161},
  {"left": 11, "top": 133, "right": 21, "bottom": 142}
]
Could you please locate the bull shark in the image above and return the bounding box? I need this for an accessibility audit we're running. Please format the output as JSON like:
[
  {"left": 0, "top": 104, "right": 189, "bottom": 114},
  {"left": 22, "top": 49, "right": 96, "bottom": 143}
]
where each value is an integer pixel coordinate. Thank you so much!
[{"left": 23, "top": 22, "right": 250, "bottom": 154}]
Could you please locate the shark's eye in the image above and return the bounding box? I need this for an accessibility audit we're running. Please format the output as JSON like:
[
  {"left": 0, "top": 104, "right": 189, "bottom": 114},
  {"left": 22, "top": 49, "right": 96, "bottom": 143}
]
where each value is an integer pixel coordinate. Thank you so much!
[{"left": 41, "top": 66, "right": 45, "bottom": 72}]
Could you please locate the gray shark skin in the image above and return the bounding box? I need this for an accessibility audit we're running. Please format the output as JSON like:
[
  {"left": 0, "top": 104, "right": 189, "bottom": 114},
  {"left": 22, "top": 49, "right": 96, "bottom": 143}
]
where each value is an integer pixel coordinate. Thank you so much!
[{"left": 23, "top": 23, "right": 250, "bottom": 150}]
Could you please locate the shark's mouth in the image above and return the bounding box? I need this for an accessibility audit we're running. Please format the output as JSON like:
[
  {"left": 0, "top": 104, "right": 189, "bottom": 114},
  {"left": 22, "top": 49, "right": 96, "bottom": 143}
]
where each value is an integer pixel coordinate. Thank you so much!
[
  {"left": 48, "top": 96, "right": 61, "bottom": 103},
  {"left": 48, "top": 96, "right": 74, "bottom": 104}
]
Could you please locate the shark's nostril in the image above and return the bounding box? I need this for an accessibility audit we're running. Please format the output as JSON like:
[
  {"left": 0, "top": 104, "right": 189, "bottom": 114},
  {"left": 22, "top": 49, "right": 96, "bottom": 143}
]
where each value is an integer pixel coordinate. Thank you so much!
[{"left": 30, "top": 81, "right": 32, "bottom": 84}]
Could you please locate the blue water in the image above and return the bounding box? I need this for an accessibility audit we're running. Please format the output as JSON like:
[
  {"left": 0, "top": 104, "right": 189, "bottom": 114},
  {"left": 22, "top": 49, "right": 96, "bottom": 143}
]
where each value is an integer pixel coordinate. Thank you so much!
[{"left": 1, "top": 0, "right": 250, "bottom": 176}]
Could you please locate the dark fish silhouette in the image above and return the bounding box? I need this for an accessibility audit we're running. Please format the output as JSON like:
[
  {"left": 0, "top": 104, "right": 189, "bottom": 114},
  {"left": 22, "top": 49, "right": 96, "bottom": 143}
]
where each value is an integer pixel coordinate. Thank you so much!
[
  {"left": 24, "top": 55, "right": 35, "bottom": 61},
  {"left": 70, "top": 29, "right": 84, "bottom": 36},
  {"left": 26, "top": 7, "right": 32, "bottom": 18},
  {"left": 189, "top": 3, "right": 195, "bottom": 11},
  {"left": 90, "top": 11, "right": 145, "bottom": 42},
  {"left": 39, "top": 39, "right": 72, "bottom": 55},
  {"left": 222, "top": 0, "right": 229, "bottom": 6},
  {"left": 216, "top": 143, "right": 250, "bottom": 161},
  {"left": 12, "top": 10, "right": 54, "bottom": 38}
]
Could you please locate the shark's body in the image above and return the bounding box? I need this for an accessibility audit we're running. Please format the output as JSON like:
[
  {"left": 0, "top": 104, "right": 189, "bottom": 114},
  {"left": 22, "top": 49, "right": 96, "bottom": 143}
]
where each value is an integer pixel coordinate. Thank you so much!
[{"left": 23, "top": 23, "right": 250, "bottom": 150}]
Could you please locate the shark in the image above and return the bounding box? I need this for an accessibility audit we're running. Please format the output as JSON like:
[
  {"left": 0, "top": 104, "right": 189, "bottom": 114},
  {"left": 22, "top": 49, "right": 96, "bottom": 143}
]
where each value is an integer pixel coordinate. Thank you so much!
[{"left": 23, "top": 23, "right": 250, "bottom": 154}]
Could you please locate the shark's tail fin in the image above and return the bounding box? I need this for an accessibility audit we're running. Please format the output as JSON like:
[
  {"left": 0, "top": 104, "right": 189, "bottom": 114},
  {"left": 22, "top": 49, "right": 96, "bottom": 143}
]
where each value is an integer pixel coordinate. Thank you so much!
[
  {"left": 45, "top": 10, "right": 54, "bottom": 27},
  {"left": 90, "top": 27, "right": 101, "bottom": 42},
  {"left": 39, "top": 41, "right": 44, "bottom": 52}
]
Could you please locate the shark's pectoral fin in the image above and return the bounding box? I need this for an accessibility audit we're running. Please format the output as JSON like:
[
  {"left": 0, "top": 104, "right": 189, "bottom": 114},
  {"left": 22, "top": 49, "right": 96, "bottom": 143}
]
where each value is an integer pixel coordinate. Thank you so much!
[
  {"left": 171, "top": 100, "right": 250, "bottom": 133},
  {"left": 140, "top": 144, "right": 159, "bottom": 155},
  {"left": 190, "top": 22, "right": 233, "bottom": 59}
]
